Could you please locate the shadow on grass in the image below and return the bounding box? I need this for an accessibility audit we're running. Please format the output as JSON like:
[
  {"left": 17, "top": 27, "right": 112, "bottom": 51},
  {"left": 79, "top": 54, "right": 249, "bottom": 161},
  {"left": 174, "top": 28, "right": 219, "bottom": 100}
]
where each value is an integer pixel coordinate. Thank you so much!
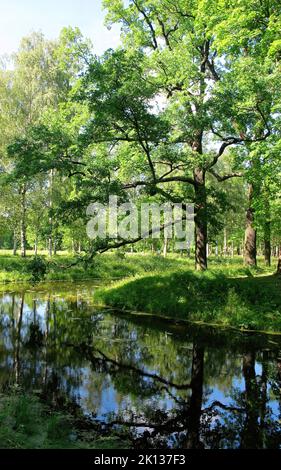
[{"left": 95, "top": 271, "right": 281, "bottom": 332}]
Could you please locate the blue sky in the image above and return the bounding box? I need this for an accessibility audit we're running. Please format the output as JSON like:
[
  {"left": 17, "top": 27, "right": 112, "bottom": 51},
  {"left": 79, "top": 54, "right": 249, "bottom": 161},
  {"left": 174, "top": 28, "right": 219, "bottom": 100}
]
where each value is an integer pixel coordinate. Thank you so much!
[{"left": 0, "top": 0, "right": 121, "bottom": 55}]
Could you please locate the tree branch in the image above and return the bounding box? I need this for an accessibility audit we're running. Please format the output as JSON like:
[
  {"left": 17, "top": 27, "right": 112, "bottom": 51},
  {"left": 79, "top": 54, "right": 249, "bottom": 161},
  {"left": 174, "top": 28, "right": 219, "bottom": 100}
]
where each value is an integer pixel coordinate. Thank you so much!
[
  {"left": 207, "top": 127, "right": 271, "bottom": 170},
  {"left": 208, "top": 168, "right": 243, "bottom": 182},
  {"left": 132, "top": 0, "right": 158, "bottom": 49}
]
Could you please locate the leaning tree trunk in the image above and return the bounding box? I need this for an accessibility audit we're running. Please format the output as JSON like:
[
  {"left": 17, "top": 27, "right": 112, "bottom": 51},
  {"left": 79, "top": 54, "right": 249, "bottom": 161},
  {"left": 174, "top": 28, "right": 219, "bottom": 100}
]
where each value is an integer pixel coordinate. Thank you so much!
[
  {"left": 244, "top": 184, "right": 257, "bottom": 266},
  {"left": 194, "top": 169, "right": 207, "bottom": 271},
  {"left": 20, "top": 184, "right": 27, "bottom": 258}
]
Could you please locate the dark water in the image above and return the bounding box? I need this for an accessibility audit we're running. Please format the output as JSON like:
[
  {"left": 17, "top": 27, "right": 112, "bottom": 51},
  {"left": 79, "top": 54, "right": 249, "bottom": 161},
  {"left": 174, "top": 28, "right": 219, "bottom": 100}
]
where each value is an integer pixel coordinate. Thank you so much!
[{"left": 0, "top": 281, "right": 281, "bottom": 449}]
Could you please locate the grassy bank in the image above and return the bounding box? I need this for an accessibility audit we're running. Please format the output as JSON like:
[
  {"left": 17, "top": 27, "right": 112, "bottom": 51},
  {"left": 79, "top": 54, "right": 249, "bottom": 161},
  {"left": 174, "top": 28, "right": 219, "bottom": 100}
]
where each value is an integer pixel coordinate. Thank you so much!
[
  {"left": 94, "top": 269, "right": 281, "bottom": 333},
  {"left": 0, "top": 390, "right": 129, "bottom": 449},
  {"left": 0, "top": 250, "right": 275, "bottom": 283},
  {"left": 0, "top": 250, "right": 194, "bottom": 283},
  {"left": 0, "top": 250, "right": 280, "bottom": 332}
]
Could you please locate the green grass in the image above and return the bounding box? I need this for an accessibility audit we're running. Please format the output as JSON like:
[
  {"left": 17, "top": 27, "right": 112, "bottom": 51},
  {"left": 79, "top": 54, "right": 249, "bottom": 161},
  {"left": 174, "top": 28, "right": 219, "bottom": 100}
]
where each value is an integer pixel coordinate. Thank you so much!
[
  {"left": 94, "top": 264, "right": 281, "bottom": 333},
  {"left": 0, "top": 389, "right": 129, "bottom": 449},
  {"left": 0, "top": 250, "right": 194, "bottom": 282},
  {"left": 0, "top": 250, "right": 275, "bottom": 283},
  {"left": 0, "top": 249, "right": 280, "bottom": 332}
]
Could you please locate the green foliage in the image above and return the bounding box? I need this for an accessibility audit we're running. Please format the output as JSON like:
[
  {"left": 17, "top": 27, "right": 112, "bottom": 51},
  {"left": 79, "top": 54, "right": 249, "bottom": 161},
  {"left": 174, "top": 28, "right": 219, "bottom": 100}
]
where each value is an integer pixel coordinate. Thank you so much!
[
  {"left": 0, "top": 390, "right": 129, "bottom": 449},
  {"left": 26, "top": 256, "right": 48, "bottom": 282},
  {"left": 0, "top": 3, "right": 281, "bottom": 275}
]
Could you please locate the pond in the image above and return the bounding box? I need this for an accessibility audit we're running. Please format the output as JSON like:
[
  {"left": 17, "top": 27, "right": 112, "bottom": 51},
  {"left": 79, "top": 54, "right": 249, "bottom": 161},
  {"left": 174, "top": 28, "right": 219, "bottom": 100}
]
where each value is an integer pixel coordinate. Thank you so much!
[{"left": 0, "top": 281, "right": 281, "bottom": 449}]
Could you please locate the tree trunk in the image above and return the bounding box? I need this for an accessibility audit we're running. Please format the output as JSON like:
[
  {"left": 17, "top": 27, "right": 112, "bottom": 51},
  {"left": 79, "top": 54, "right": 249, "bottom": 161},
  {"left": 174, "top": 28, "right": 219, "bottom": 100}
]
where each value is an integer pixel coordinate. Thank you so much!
[
  {"left": 53, "top": 239, "right": 57, "bottom": 256},
  {"left": 194, "top": 169, "right": 207, "bottom": 271},
  {"left": 13, "top": 230, "right": 17, "bottom": 256},
  {"left": 264, "top": 229, "right": 271, "bottom": 266},
  {"left": 163, "top": 237, "right": 168, "bottom": 258},
  {"left": 263, "top": 196, "right": 271, "bottom": 266},
  {"left": 48, "top": 169, "right": 54, "bottom": 257},
  {"left": 48, "top": 237, "right": 53, "bottom": 257},
  {"left": 20, "top": 184, "right": 27, "bottom": 258},
  {"left": 244, "top": 184, "right": 257, "bottom": 266},
  {"left": 34, "top": 237, "right": 38, "bottom": 256},
  {"left": 223, "top": 228, "right": 227, "bottom": 256},
  {"left": 277, "top": 246, "right": 281, "bottom": 275}
]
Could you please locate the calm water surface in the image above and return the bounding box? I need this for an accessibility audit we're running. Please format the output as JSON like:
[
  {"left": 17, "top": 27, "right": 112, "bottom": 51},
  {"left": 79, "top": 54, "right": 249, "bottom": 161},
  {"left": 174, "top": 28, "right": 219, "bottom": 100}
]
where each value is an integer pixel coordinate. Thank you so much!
[{"left": 0, "top": 281, "right": 281, "bottom": 449}]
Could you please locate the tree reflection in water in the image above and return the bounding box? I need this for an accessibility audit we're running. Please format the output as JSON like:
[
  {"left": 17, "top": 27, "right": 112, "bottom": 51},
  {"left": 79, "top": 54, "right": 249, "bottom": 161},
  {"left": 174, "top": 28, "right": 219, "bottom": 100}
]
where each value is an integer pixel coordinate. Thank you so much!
[{"left": 0, "top": 282, "right": 280, "bottom": 448}]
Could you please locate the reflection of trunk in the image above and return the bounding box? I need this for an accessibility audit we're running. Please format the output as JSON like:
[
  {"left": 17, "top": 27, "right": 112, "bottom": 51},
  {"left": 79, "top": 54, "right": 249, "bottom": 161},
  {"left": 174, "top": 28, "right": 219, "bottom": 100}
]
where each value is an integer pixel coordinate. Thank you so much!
[
  {"left": 20, "top": 184, "right": 27, "bottom": 258},
  {"left": 260, "top": 353, "right": 268, "bottom": 449},
  {"left": 277, "top": 354, "right": 281, "bottom": 407},
  {"left": 194, "top": 169, "right": 207, "bottom": 271},
  {"left": 44, "top": 297, "right": 50, "bottom": 386},
  {"left": 185, "top": 345, "right": 204, "bottom": 449},
  {"left": 33, "top": 300, "right": 37, "bottom": 323},
  {"left": 241, "top": 351, "right": 261, "bottom": 448},
  {"left": 14, "top": 293, "right": 24, "bottom": 384},
  {"left": 244, "top": 184, "right": 257, "bottom": 266}
]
